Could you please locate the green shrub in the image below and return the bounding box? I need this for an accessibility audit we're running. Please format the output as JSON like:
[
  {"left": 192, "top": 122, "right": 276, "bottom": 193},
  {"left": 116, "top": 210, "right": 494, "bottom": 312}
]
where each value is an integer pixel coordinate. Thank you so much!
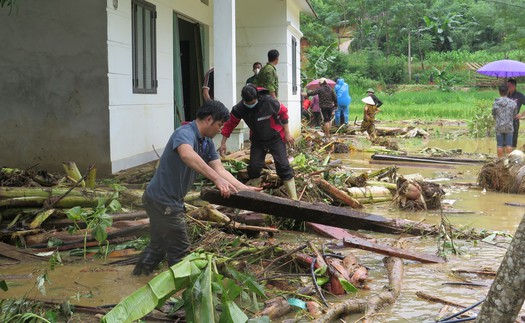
[{"left": 467, "top": 99, "right": 494, "bottom": 137}]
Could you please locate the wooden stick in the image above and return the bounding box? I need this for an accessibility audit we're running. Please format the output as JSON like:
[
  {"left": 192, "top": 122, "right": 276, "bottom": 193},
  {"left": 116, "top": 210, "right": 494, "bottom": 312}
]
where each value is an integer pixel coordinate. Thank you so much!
[
  {"left": 452, "top": 269, "right": 496, "bottom": 276},
  {"left": 316, "top": 179, "right": 363, "bottom": 209},
  {"left": 257, "top": 244, "right": 307, "bottom": 278},
  {"left": 416, "top": 291, "right": 466, "bottom": 308}
]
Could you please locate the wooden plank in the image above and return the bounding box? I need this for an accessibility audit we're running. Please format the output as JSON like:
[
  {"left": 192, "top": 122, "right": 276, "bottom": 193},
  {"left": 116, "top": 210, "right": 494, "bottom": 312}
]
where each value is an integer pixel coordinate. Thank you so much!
[
  {"left": 0, "top": 242, "right": 44, "bottom": 265},
  {"left": 369, "top": 159, "right": 456, "bottom": 169},
  {"left": 309, "top": 222, "right": 444, "bottom": 263},
  {"left": 371, "top": 153, "right": 487, "bottom": 165},
  {"left": 200, "top": 189, "right": 438, "bottom": 236},
  {"left": 307, "top": 223, "right": 355, "bottom": 240},
  {"left": 343, "top": 236, "right": 444, "bottom": 263}
]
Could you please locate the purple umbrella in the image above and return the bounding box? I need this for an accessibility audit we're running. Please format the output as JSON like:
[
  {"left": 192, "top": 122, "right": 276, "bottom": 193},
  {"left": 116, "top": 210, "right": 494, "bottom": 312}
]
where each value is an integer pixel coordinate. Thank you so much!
[{"left": 476, "top": 59, "right": 525, "bottom": 78}]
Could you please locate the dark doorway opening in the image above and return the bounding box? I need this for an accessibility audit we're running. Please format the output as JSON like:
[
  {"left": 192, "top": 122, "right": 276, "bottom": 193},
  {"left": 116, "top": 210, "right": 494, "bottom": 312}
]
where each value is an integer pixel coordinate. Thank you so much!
[{"left": 173, "top": 15, "right": 204, "bottom": 126}]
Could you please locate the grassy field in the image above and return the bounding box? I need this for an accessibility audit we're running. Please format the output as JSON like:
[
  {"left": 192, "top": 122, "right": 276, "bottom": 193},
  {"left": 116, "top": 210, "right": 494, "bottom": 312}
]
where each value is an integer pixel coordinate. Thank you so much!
[{"left": 347, "top": 86, "right": 497, "bottom": 122}]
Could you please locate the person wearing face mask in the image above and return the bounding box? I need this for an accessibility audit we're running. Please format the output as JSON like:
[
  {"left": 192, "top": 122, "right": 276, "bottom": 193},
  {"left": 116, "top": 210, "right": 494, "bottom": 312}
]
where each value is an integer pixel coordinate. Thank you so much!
[
  {"left": 246, "top": 62, "right": 262, "bottom": 85},
  {"left": 219, "top": 84, "right": 297, "bottom": 200}
]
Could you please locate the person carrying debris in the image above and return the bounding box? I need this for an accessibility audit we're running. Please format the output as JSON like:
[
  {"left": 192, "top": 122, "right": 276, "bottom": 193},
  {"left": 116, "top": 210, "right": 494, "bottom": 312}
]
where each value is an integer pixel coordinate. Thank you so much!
[
  {"left": 133, "top": 100, "right": 262, "bottom": 276},
  {"left": 219, "top": 84, "right": 298, "bottom": 200},
  {"left": 493, "top": 84, "right": 517, "bottom": 157},
  {"left": 360, "top": 96, "right": 380, "bottom": 139}
]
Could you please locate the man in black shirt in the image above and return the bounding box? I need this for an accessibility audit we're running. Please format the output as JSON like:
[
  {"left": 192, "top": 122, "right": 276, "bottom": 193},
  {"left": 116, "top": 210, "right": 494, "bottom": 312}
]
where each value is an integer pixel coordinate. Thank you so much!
[{"left": 507, "top": 78, "right": 525, "bottom": 148}]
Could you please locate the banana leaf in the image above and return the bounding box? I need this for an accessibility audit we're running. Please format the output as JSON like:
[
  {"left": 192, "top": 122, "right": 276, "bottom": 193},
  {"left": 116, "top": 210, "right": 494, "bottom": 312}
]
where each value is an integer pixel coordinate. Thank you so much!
[
  {"left": 226, "top": 267, "right": 266, "bottom": 298},
  {"left": 183, "top": 254, "right": 218, "bottom": 323},
  {"left": 101, "top": 253, "right": 207, "bottom": 323},
  {"left": 219, "top": 277, "right": 248, "bottom": 323}
]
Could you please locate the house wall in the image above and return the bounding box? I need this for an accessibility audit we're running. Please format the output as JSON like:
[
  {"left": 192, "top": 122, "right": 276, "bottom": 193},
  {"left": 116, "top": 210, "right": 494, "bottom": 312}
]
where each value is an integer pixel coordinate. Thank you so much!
[
  {"left": 107, "top": 0, "right": 213, "bottom": 173},
  {"left": 0, "top": 1, "right": 110, "bottom": 174},
  {"left": 0, "top": 0, "right": 306, "bottom": 176},
  {"left": 235, "top": 0, "right": 302, "bottom": 138}
]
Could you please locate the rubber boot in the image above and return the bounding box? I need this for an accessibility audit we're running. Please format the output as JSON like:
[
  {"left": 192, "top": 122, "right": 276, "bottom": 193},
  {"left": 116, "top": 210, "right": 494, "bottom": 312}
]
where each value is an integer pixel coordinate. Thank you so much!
[
  {"left": 132, "top": 251, "right": 162, "bottom": 276},
  {"left": 246, "top": 177, "right": 262, "bottom": 187},
  {"left": 283, "top": 178, "right": 298, "bottom": 200}
]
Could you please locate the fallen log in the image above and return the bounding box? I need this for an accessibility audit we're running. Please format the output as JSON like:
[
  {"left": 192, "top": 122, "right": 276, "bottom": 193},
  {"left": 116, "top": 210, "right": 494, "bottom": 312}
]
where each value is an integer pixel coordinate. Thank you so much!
[
  {"left": 316, "top": 179, "right": 363, "bottom": 209},
  {"left": 257, "top": 296, "right": 292, "bottom": 319},
  {"left": 24, "top": 219, "right": 150, "bottom": 247},
  {"left": 200, "top": 189, "right": 439, "bottom": 235},
  {"left": 371, "top": 153, "right": 488, "bottom": 165},
  {"left": 342, "top": 236, "right": 444, "bottom": 263},
  {"left": 42, "top": 211, "right": 149, "bottom": 230},
  {"left": 30, "top": 236, "right": 137, "bottom": 252},
  {"left": 369, "top": 159, "right": 456, "bottom": 169},
  {"left": 0, "top": 242, "right": 44, "bottom": 265}
]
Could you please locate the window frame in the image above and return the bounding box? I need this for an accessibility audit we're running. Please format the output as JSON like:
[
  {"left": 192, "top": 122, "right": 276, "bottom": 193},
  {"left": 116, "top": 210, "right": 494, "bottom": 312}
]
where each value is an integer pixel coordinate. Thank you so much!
[
  {"left": 132, "top": 0, "right": 158, "bottom": 94},
  {"left": 292, "top": 36, "right": 298, "bottom": 95}
]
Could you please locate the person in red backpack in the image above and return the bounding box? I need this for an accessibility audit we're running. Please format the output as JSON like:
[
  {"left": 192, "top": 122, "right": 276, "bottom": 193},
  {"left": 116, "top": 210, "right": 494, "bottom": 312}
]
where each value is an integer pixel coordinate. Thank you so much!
[{"left": 219, "top": 84, "right": 297, "bottom": 200}]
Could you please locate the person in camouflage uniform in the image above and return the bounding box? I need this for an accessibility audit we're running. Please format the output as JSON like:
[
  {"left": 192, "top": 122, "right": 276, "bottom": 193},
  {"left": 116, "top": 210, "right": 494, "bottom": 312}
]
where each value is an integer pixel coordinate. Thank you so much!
[{"left": 360, "top": 96, "right": 380, "bottom": 139}]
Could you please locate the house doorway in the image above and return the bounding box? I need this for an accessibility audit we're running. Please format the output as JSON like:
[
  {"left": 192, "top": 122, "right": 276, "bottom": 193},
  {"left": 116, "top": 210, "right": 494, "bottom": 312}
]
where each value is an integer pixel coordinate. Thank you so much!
[{"left": 173, "top": 14, "right": 205, "bottom": 127}]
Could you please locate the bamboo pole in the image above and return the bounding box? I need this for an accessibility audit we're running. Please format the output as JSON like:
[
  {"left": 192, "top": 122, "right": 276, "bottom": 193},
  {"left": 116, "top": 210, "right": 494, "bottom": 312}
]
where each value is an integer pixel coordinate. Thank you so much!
[
  {"left": 357, "top": 197, "right": 392, "bottom": 204},
  {"left": 365, "top": 180, "right": 397, "bottom": 190},
  {"left": 85, "top": 164, "right": 97, "bottom": 188},
  {"left": 347, "top": 186, "right": 392, "bottom": 198},
  {"left": 0, "top": 196, "right": 100, "bottom": 208},
  {"left": 206, "top": 205, "right": 232, "bottom": 224},
  {"left": 316, "top": 179, "right": 364, "bottom": 209},
  {"left": 62, "top": 161, "right": 85, "bottom": 187},
  {"left": 0, "top": 187, "right": 112, "bottom": 199}
]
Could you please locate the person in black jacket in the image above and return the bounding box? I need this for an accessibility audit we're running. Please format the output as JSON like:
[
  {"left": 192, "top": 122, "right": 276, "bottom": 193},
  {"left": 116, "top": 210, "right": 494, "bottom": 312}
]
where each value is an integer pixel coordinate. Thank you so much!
[
  {"left": 304, "top": 78, "right": 337, "bottom": 138},
  {"left": 507, "top": 78, "right": 525, "bottom": 148},
  {"left": 219, "top": 84, "right": 297, "bottom": 200}
]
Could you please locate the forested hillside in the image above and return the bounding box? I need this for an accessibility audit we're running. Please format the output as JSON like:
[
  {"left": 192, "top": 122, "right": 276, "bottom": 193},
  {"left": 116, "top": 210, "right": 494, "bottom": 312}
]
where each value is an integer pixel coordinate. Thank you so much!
[{"left": 301, "top": 0, "right": 525, "bottom": 87}]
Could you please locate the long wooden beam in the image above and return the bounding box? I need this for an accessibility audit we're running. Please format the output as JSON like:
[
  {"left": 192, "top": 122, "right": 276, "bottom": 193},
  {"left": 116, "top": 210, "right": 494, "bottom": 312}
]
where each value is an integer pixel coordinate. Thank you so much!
[
  {"left": 200, "top": 189, "right": 438, "bottom": 236},
  {"left": 342, "top": 236, "right": 444, "bottom": 263}
]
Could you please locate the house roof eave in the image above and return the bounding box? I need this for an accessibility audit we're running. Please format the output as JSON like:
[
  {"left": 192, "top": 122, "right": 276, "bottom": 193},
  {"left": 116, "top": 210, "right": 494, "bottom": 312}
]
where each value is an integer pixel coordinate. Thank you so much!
[{"left": 296, "top": 0, "right": 318, "bottom": 18}]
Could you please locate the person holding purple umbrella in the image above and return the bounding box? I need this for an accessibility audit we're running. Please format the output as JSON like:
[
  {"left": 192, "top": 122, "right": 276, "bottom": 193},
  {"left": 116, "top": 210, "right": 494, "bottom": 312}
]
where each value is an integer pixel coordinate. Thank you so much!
[
  {"left": 303, "top": 78, "right": 337, "bottom": 139},
  {"left": 493, "top": 84, "right": 517, "bottom": 157},
  {"left": 507, "top": 78, "right": 525, "bottom": 149}
]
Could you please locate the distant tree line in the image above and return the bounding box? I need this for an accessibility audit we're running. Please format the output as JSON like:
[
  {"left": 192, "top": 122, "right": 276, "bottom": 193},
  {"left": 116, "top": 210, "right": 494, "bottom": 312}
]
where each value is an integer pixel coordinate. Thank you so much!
[{"left": 300, "top": 0, "right": 525, "bottom": 84}]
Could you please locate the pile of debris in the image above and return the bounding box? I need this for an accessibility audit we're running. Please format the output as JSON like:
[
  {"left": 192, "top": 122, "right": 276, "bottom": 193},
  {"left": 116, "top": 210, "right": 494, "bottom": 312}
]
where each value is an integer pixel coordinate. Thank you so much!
[
  {"left": 2, "top": 124, "right": 484, "bottom": 322},
  {"left": 478, "top": 150, "right": 525, "bottom": 193}
]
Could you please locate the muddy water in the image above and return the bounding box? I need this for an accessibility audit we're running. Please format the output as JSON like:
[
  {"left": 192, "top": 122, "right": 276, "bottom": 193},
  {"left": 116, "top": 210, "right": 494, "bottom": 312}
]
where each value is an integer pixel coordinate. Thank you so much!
[
  {"left": 2, "top": 259, "right": 145, "bottom": 307},
  {"left": 331, "top": 136, "right": 525, "bottom": 322},
  {"left": 2, "top": 136, "right": 525, "bottom": 321}
]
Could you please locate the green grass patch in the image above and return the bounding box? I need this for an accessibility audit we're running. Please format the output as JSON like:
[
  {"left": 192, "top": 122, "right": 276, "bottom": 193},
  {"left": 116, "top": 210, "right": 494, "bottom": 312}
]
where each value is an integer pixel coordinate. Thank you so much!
[{"left": 348, "top": 87, "right": 497, "bottom": 121}]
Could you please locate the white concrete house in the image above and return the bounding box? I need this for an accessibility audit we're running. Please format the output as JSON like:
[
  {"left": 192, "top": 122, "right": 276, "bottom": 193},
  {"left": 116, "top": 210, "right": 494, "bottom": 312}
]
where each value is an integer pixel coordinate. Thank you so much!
[{"left": 0, "top": 0, "right": 315, "bottom": 176}]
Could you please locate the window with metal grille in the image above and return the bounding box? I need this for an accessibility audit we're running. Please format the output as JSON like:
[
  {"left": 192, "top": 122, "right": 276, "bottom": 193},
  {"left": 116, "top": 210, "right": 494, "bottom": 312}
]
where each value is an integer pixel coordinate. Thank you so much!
[{"left": 132, "top": 0, "right": 157, "bottom": 94}]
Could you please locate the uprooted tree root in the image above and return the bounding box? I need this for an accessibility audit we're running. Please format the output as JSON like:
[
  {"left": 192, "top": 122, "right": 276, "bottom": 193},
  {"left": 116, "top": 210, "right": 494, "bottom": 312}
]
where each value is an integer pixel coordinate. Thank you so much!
[
  {"left": 333, "top": 142, "right": 350, "bottom": 153},
  {"left": 393, "top": 178, "right": 445, "bottom": 211},
  {"left": 372, "top": 137, "right": 400, "bottom": 151},
  {"left": 477, "top": 158, "right": 513, "bottom": 192}
]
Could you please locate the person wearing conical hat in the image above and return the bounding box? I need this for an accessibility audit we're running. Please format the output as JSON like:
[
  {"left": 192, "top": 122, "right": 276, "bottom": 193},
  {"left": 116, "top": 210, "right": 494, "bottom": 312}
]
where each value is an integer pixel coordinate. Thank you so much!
[
  {"left": 366, "top": 88, "right": 383, "bottom": 108},
  {"left": 360, "top": 96, "right": 380, "bottom": 139}
]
